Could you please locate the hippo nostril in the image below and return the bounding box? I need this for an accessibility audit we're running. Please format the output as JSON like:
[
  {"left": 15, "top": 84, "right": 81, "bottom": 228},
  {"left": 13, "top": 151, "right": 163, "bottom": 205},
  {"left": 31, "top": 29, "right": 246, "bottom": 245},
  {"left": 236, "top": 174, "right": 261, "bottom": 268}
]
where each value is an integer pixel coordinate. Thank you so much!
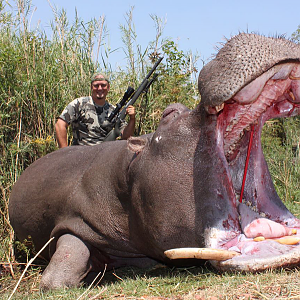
[{"left": 162, "top": 108, "right": 177, "bottom": 118}]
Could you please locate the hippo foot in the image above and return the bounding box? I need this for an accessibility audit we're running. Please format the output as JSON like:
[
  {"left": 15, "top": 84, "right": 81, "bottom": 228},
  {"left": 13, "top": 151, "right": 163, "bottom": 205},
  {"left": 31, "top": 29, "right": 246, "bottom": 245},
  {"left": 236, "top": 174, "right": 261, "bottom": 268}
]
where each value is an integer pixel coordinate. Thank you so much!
[{"left": 40, "top": 234, "right": 91, "bottom": 290}]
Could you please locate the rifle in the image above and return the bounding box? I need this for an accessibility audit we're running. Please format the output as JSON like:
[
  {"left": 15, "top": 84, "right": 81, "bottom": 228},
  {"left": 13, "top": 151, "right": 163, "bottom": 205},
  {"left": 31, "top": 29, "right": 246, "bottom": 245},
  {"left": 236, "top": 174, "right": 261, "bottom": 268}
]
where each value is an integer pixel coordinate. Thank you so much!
[{"left": 103, "top": 56, "right": 163, "bottom": 141}]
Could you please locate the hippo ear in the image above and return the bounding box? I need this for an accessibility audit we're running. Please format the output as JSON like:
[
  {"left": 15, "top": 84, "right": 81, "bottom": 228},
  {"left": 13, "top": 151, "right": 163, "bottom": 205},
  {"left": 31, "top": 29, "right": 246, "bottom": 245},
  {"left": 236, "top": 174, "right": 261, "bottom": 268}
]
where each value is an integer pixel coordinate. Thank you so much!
[{"left": 127, "top": 136, "right": 148, "bottom": 154}]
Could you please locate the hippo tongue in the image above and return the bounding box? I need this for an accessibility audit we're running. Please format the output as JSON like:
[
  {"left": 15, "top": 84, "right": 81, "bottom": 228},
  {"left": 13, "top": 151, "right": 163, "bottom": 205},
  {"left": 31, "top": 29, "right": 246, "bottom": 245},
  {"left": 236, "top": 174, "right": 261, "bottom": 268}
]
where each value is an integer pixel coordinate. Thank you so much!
[
  {"left": 238, "top": 203, "right": 295, "bottom": 239},
  {"left": 244, "top": 218, "right": 295, "bottom": 239}
]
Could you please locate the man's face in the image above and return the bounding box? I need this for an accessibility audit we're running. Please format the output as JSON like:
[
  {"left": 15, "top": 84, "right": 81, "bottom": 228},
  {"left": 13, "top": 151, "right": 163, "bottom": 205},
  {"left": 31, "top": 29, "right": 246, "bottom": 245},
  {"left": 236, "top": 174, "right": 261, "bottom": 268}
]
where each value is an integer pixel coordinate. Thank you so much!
[{"left": 91, "top": 79, "right": 110, "bottom": 101}]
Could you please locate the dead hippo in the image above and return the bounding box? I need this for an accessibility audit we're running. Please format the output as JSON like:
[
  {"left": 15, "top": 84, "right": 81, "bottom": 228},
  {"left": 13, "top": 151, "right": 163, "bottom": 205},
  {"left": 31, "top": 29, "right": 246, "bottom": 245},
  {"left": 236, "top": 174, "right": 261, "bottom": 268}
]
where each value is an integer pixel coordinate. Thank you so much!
[{"left": 9, "top": 33, "right": 300, "bottom": 289}]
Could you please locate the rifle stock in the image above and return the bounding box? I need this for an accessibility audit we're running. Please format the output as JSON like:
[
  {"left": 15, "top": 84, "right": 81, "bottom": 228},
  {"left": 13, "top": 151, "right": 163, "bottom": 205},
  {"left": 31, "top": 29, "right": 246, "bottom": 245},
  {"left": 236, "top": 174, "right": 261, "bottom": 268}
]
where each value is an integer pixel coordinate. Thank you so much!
[{"left": 103, "top": 120, "right": 122, "bottom": 142}]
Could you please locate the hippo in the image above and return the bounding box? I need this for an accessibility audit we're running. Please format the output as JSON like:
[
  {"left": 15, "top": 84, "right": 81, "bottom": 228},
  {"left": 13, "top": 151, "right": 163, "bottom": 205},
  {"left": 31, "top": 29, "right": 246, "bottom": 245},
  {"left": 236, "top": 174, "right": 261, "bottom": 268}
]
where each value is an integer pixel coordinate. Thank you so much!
[{"left": 9, "top": 33, "right": 300, "bottom": 290}]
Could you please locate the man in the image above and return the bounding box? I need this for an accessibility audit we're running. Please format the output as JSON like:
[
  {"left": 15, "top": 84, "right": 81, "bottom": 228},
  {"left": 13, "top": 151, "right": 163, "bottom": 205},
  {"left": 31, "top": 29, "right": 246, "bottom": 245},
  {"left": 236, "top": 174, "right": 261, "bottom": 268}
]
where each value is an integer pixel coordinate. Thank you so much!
[{"left": 55, "top": 74, "right": 136, "bottom": 148}]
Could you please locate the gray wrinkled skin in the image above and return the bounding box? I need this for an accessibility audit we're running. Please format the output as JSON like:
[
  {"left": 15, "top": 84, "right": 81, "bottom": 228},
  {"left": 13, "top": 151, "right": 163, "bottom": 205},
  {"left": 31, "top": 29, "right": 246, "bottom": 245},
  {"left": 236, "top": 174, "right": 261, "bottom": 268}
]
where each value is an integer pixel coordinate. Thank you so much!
[{"left": 9, "top": 34, "right": 300, "bottom": 290}]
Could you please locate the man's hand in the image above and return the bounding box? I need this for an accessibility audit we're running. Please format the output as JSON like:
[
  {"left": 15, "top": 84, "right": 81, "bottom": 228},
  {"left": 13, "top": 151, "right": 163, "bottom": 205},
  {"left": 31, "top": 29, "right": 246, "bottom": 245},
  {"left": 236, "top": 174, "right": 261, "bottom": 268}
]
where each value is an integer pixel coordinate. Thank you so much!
[
  {"left": 121, "top": 105, "right": 136, "bottom": 140},
  {"left": 126, "top": 105, "right": 135, "bottom": 120}
]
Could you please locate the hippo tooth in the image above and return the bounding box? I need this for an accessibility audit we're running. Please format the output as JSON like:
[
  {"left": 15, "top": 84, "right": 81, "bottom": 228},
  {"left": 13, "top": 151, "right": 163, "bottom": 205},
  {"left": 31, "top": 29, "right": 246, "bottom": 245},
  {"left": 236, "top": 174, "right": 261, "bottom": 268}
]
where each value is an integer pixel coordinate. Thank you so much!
[
  {"left": 289, "top": 91, "right": 296, "bottom": 101},
  {"left": 164, "top": 248, "right": 240, "bottom": 261},
  {"left": 215, "top": 103, "right": 224, "bottom": 112},
  {"left": 287, "top": 91, "right": 300, "bottom": 103},
  {"left": 289, "top": 75, "right": 300, "bottom": 80},
  {"left": 224, "top": 119, "right": 239, "bottom": 135},
  {"left": 204, "top": 103, "right": 224, "bottom": 114}
]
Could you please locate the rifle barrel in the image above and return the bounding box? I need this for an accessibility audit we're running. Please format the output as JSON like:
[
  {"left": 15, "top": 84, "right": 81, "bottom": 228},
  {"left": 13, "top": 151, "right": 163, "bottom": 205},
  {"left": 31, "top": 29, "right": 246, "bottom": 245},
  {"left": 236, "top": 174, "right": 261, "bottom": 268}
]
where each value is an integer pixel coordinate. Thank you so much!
[
  {"left": 123, "top": 57, "right": 164, "bottom": 110},
  {"left": 107, "top": 86, "right": 134, "bottom": 122},
  {"left": 145, "top": 56, "right": 163, "bottom": 80}
]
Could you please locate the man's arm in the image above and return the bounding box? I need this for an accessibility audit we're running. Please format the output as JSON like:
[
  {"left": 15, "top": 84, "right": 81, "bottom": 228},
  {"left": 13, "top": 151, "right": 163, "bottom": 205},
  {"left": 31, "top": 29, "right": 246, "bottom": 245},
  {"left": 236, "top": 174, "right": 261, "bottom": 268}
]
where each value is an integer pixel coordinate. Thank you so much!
[
  {"left": 121, "top": 105, "right": 135, "bottom": 140},
  {"left": 55, "top": 118, "right": 69, "bottom": 148}
]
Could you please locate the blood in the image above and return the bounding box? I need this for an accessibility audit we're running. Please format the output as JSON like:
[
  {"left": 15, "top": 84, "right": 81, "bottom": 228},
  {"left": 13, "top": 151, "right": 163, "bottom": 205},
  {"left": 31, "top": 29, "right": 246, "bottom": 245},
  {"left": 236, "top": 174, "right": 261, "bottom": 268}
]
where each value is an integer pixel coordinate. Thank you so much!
[{"left": 239, "top": 124, "right": 255, "bottom": 203}]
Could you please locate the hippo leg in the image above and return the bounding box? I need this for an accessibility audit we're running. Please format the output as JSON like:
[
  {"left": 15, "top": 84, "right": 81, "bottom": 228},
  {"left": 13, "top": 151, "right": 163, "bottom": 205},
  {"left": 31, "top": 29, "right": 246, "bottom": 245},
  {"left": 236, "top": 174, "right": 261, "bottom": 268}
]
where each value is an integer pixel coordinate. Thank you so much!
[{"left": 40, "top": 234, "right": 91, "bottom": 290}]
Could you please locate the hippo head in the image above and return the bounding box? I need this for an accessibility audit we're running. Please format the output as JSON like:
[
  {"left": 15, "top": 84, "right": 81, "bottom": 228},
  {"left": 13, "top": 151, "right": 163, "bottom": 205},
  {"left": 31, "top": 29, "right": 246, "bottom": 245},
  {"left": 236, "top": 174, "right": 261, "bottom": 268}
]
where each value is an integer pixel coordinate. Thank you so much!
[{"left": 189, "top": 33, "right": 300, "bottom": 271}]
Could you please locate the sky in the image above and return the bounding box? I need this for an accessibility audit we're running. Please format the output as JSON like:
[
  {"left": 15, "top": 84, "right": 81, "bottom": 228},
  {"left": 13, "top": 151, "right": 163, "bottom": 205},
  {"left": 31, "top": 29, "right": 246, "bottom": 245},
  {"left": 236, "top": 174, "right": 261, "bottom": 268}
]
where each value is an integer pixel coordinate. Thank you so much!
[{"left": 24, "top": 0, "right": 300, "bottom": 71}]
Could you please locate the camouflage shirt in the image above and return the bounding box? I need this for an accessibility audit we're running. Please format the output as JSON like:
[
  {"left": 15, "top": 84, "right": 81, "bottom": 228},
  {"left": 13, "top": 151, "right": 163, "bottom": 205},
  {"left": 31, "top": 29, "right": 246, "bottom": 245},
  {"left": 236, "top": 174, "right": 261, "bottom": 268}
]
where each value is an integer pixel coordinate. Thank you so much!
[{"left": 58, "top": 96, "right": 127, "bottom": 146}]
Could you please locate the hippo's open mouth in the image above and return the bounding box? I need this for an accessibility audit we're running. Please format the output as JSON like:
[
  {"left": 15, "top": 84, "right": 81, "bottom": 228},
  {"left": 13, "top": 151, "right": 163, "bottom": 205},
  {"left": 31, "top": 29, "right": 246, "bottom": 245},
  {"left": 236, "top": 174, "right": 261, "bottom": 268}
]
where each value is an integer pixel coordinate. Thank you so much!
[
  {"left": 166, "top": 61, "right": 300, "bottom": 272},
  {"left": 207, "top": 61, "right": 300, "bottom": 271}
]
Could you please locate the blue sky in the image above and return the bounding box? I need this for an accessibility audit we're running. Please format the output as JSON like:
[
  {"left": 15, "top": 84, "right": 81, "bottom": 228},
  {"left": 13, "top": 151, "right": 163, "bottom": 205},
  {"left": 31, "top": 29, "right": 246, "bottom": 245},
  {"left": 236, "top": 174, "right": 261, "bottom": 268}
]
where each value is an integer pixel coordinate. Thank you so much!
[{"left": 27, "top": 0, "right": 300, "bottom": 71}]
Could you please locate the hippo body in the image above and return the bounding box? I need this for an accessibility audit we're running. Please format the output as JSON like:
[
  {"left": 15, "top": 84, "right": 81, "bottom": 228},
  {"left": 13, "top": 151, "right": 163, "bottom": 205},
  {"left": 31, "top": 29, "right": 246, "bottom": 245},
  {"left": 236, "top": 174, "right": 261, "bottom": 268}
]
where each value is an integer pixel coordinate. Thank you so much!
[{"left": 9, "top": 33, "right": 300, "bottom": 289}]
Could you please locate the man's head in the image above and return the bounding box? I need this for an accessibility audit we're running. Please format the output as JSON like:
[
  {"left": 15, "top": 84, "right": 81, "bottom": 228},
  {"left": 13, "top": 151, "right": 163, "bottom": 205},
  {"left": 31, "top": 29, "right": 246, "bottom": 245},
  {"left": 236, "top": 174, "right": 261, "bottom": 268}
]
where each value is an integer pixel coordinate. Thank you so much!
[{"left": 91, "top": 73, "right": 110, "bottom": 104}]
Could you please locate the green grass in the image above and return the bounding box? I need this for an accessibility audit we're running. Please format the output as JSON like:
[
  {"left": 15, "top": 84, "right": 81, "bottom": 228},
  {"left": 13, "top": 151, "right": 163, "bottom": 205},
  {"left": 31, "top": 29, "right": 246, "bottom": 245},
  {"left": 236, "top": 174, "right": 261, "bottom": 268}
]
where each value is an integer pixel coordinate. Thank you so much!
[{"left": 1, "top": 264, "right": 300, "bottom": 299}]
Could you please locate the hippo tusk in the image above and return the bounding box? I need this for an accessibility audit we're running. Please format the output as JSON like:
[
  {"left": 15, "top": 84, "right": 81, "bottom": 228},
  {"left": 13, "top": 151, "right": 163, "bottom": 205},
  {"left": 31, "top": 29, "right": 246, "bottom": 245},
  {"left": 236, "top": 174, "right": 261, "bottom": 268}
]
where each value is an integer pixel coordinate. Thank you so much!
[
  {"left": 253, "top": 236, "right": 300, "bottom": 245},
  {"left": 204, "top": 103, "right": 225, "bottom": 115},
  {"left": 164, "top": 248, "right": 240, "bottom": 261}
]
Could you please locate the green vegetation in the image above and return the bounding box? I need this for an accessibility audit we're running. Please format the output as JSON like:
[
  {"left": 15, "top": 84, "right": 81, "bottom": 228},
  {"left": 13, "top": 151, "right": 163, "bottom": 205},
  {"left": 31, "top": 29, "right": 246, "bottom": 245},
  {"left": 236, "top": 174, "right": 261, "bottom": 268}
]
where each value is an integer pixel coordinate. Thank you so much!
[{"left": 0, "top": 0, "right": 300, "bottom": 299}]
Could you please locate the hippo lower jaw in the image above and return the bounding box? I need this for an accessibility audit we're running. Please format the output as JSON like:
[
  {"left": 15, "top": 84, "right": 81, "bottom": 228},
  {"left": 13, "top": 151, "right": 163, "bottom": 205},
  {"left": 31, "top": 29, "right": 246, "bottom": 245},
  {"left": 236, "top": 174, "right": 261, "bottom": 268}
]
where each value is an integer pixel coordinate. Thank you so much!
[
  {"left": 214, "top": 243, "right": 300, "bottom": 272},
  {"left": 206, "top": 211, "right": 300, "bottom": 272},
  {"left": 202, "top": 61, "right": 300, "bottom": 271}
]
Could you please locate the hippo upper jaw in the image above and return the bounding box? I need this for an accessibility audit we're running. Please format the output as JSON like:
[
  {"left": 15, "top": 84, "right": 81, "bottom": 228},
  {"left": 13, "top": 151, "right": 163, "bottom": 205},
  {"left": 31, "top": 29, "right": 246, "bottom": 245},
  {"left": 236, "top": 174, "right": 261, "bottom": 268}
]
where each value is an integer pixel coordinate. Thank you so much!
[
  {"left": 198, "top": 33, "right": 300, "bottom": 108},
  {"left": 220, "top": 62, "right": 300, "bottom": 161}
]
